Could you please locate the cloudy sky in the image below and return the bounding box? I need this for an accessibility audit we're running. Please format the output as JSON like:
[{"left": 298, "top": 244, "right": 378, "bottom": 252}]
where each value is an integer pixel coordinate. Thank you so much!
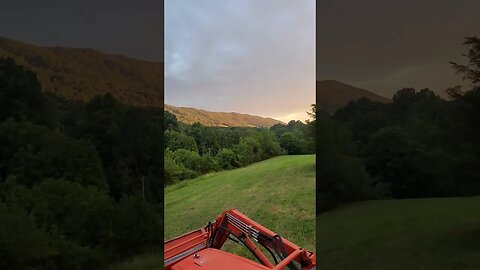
[
  {"left": 165, "top": 0, "right": 316, "bottom": 123},
  {"left": 0, "top": 0, "right": 162, "bottom": 61},
  {"left": 317, "top": 0, "right": 480, "bottom": 98}
]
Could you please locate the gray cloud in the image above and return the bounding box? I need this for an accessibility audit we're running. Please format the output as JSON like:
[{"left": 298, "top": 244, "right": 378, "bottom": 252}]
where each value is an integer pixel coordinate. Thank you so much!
[
  {"left": 165, "top": 0, "right": 315, "bottom": 121},
  {"left": 317, "top": 0, "right": 480, "bottom": 97}
]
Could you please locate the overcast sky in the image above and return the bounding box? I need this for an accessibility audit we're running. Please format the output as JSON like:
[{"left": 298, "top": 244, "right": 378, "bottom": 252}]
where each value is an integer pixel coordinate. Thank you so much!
[
  {"left": 0, "top": 0, "right": 162, "bottom": 61},
  {"left": 317, "top": 0, "right": 480, "bottom": 98},
  {"left": 165, "top": 0, "right": 315, "bottom": 122}
]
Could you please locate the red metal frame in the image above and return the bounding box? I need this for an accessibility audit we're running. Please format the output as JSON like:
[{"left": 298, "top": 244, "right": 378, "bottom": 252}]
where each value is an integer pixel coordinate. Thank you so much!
[{"left": 164, "top": 209, "right": 316, "bottom": 270}]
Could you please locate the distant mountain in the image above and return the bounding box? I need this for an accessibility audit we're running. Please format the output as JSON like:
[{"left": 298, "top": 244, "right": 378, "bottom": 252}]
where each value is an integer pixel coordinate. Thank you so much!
[
  {"left": 165, "top": 104, "right": 284, "bottom": 128},
  {"left": 317, "top": 80, "right": 389, "bottom": 111},
  {"left": 0, "top": 36, "right": 163, "bottom": 107},
  {"left": 0, "top": 37, "right": 390, "bottom": 118}
]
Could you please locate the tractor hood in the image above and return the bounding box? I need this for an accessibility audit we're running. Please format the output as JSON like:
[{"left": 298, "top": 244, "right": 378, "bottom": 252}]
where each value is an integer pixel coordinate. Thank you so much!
[{"left": 172, "top": 248, "right": 270, "bottom": 270}]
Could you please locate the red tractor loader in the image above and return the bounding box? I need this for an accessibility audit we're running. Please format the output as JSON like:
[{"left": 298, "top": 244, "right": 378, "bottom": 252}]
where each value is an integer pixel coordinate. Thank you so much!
[{"left": 164, "top": 209, "right": 316, "bottom": 270}]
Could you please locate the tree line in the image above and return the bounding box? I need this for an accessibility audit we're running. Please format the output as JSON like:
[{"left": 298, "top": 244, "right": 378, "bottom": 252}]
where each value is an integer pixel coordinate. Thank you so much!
[
  {"left": 164, "top": 108, "right": 315, "bottom": 186},
  {"left": 317, "top": 36, "right": 480, "bottom": 212}
]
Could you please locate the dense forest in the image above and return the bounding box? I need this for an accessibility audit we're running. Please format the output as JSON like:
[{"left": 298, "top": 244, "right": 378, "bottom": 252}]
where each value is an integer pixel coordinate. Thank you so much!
[
  {"left": 164, "top": 107, "right": 315, "bottom": 186},
  {"left": 317, "top": 37, "right": 480, "bottom": 212},
  {"left": 0, "top": 57, "right": 164, "bottom": 269}
]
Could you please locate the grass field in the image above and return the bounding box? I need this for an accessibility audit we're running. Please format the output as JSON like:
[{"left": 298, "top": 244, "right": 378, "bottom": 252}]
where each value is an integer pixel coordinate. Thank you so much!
[
  {"left": 164, "top": 155, "right": 316, "bottom": 256},
  {"left": 318, "top": 197, "right": 480, "bottom": 270}
]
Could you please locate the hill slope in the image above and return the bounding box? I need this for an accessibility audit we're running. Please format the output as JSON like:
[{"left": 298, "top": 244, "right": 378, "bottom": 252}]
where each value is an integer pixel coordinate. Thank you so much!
[
  {"left": 164, "top": 155, "right": 315, "bottom": 256},
  {"left": 165, "top": 104, "right": 284, "bottom": 127},
  {"left": 0, "top": 36, "right": 163, "bottom": 107},
  {"left": 318, "top": 197, "right": 480, "bottom": 270},
  {"left": 317, "top": 80, "right": 389, "bottom": 112}
]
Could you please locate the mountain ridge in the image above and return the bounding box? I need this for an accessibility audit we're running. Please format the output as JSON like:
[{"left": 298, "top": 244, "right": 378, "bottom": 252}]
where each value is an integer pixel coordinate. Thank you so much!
[
  {"left": 165, "top": 104, "right": 284, "bottom": 127},
  {"left": 317, "top": 79, "right": 389, "bottom": 112},
  {"left": 1, "top": 37, "right": 389, "bottom": 125},
  {"left": 0, "top": 36, "right": 163, "bottom": 107}
]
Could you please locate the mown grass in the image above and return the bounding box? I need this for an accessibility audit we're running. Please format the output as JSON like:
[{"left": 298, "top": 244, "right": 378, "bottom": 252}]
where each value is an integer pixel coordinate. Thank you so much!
[
  {"left": 318, "top": 197, "right": 480, "bottom": 270},
  {"left": 164, "top": 155, "right": 316, "bottom": 257}
]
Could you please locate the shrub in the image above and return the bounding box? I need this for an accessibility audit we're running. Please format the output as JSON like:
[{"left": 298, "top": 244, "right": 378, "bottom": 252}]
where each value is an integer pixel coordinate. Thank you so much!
[
  {"left": 216, "top": 148, "right": 240, "bottom": 170},
  {"left": 164, "top": 130, "right": 198, "bottom": 152}
]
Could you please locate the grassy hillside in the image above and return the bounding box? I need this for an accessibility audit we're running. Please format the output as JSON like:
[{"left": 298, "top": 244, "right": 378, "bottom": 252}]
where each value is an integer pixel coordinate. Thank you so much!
[
  {"left": 318, "top": 197, "right": 480, "bottom": 270},
  {"left": 0, "top": 36, "right": 163, "bottom": 107},
  {"left": 317, "top": 80, "right": 389, "bottom": 112},
  {"left": 165, "top": 104, "right": 284, "bottom": 127},
  {"left": 164, "top": 155, "right": 316, "bottom": 255}
]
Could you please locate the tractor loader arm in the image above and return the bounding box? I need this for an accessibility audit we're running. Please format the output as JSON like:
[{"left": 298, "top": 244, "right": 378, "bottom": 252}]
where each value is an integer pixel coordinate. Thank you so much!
[{"left": 164, "top": 209, "right": 316, "bottom": 270}]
